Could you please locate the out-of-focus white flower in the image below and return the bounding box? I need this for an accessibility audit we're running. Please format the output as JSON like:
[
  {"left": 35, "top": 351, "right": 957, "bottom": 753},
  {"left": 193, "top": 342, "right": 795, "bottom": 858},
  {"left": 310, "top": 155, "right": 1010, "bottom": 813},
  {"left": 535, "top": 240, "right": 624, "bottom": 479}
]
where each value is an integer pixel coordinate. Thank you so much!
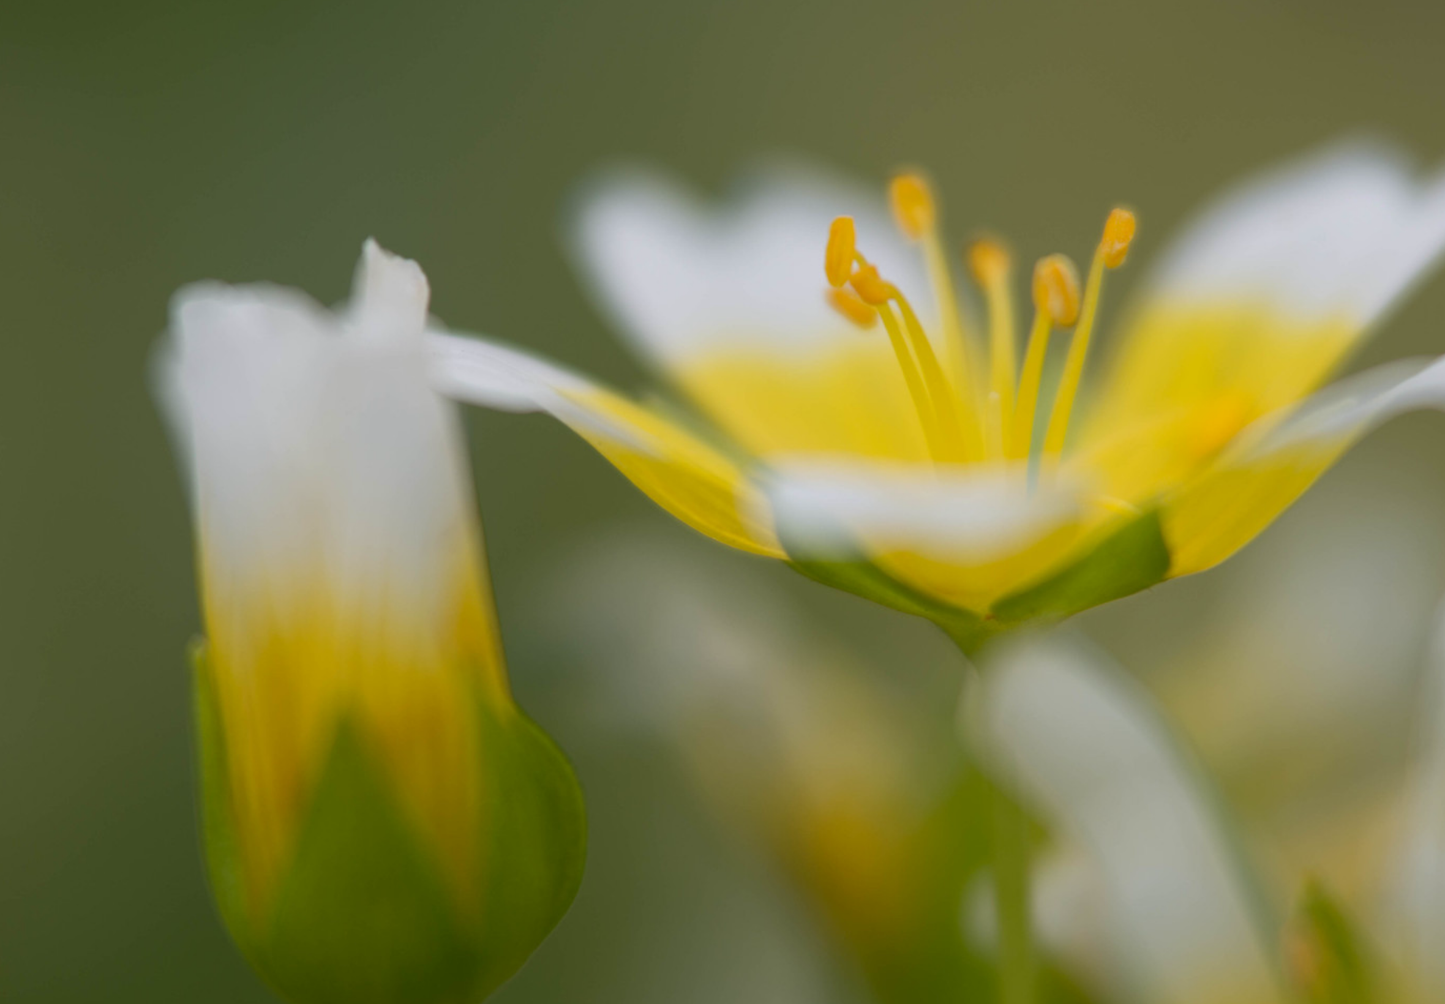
[
  {"left": 973, "top": 636, "right": 1286, "bottom": 1004},
  {"left": 976, "top": 594, "right": 1445, "bottom": 1004},
  {"left": 545, "top": 527, "right": 985, "bottom": 1000}
]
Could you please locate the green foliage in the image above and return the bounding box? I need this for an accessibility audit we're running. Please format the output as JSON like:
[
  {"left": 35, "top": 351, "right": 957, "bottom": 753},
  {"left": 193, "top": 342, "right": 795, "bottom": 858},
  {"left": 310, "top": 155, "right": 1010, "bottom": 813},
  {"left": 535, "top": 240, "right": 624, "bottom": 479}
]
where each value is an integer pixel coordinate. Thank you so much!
[{"left": 191, "top": 649, "right": 586, "bottom": 1004}]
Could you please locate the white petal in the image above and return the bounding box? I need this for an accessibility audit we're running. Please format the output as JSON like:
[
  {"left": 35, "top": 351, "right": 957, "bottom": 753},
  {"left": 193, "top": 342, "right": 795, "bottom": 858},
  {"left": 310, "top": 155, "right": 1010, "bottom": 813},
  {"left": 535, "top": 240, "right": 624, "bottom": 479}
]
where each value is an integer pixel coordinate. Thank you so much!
[
  {"left": 1245, "top": 354, "right": 1445, "bottom": 452},
  {"left": 430, "top": 330, "right": 783, "bottom": 557},
  {"left": 160, "top": 242, "right": 482, "bottom": 648},
  {"left": 974, "top": 638, "right": 1285, "bottom": 1004},
  {"left": 347, "top": 237, "right": 430, "bottom": 342},
  {"left": 1147, "top": 141, "right": 1445, "bottom": 325},
  {"left": 427, "top": 330, "right": 656, "bottom": 451},
  {"left": 568, "top": 164, "right": 933, "bottom": 367},
  {"left": 763, "top": 457, "right": 1077, "bottom": 563}
]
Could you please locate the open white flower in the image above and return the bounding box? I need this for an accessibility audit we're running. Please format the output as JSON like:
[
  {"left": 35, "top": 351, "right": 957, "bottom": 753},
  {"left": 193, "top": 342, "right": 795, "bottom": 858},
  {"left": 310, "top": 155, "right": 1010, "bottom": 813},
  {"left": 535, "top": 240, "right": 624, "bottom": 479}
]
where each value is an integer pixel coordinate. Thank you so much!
[{"left": 428, "top": 145, "right": 1445, "bottom": 645}]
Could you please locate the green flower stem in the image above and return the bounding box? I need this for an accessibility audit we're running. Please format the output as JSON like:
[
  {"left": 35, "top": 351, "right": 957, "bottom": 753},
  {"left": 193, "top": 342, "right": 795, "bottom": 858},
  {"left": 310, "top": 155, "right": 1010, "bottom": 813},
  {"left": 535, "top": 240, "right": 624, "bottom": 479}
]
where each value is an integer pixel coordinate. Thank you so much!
[
  {"left": 951, "top": 632, "right": 1036, "bottom": 1004},
  {"left": 989, "top": 775, "right": 1035, "bottom": 1004}
]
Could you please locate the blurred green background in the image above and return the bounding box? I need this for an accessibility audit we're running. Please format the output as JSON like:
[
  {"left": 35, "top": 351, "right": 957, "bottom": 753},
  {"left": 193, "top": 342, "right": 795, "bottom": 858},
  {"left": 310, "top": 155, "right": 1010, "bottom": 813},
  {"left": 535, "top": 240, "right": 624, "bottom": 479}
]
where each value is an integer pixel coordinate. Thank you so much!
[{"left": 5, "top": 0, "right": 1445, "bottom": 1000}]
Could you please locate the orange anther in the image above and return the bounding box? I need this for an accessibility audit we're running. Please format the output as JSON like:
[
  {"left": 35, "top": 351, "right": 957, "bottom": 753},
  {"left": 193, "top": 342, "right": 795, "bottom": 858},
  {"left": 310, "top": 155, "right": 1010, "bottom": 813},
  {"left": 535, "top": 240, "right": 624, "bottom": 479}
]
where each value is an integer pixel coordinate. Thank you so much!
[
  {"left": 826, "top": 287, "right": 878, "bottom": 329},
  {"left": 824, "top": 217, "right": 857, "bottom": 287},
  {"left": 967, "top": 237, "right": 1011, "bottom": 288},
  {"left": 849, "top": 263, "right": 897, "bottom": 307},
  {"left": 1100, "top": 208, "right": 1136, "bottom": 269},
  {"left": 1032, "top": 254, "right": 1081, "bottom": 327},
  {"left": 889, "top": 173, "right": 936, "bottom": 240}
]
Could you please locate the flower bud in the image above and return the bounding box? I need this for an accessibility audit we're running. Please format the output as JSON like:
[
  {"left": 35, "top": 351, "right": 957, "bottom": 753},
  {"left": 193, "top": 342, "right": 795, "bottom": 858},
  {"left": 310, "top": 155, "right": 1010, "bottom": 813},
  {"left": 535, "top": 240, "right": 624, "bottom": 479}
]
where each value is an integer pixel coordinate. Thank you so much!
[{"left": 163, "top": 241, "right": 585, "bottom": 1004}]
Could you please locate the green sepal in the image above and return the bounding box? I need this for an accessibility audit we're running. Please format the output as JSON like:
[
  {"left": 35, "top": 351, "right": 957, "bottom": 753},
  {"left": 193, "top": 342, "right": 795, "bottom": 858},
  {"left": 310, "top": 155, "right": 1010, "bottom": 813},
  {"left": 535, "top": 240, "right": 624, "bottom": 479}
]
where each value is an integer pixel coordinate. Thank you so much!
[
  {"left": 191, "top": 643, "right": 254, "bottom": 950},
  {"left": 785, "top": 511, "right": 1170, "bottom": 655},
  {"left": 989, "top": 510, "right": 1170, "bottom": 627},
  {"left": 1293, "top": 879, "right": 1376, "bottom": 1004},
  {"left": 468, "top": 699, "right": 587, "bottom": 998},
  {"left": 190, "top": 647, "right": 586, "bottom": 1004},
  {"left": 259, "top": 716, "right": 479, "bottom": 1004},
  {"left": 787, "top": 556, "right": 997, "bottom": 652}
]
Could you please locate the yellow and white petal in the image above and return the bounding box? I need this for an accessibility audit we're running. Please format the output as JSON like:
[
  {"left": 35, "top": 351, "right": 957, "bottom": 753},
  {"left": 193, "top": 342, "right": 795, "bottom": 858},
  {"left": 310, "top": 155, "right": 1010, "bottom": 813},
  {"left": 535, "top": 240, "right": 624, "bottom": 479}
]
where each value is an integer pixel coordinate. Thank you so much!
[
  {"left": 762, "top": 457, "right": 1083, "bottom": 611},
  {"left": 569, "top": 166, "right": 943, "bottom": 461},
  {"left": 429, "top": 331, "right": 783, "bottom": 557},
  {"left": 1163, "top": 355, "right": 1445, "bottom": 576},
  {"left": 161, "top": 240, "right": 503, "bottom": 908},
  {"left": 1083, "top": 143, "right": 1445, "bottom": 496},
  {"left": 973, "top": 638, "right": 1286, "bottom": 1004}
]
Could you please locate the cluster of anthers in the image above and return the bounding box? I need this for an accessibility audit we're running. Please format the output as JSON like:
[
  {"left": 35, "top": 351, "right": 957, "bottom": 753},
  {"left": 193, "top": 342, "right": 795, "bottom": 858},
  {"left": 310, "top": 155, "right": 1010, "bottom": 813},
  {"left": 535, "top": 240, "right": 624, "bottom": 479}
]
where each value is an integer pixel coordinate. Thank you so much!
[{"left": 824, "top": 174, "right": 1136, "bottom": 471}]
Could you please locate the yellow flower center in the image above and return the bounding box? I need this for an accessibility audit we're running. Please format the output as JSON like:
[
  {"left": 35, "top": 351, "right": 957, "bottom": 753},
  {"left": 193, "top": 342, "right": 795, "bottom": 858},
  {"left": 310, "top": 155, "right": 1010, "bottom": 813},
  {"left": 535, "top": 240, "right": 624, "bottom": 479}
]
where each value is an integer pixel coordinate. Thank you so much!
[{"left": 823, "top": 174, "right": 1137, "bottom": 473}]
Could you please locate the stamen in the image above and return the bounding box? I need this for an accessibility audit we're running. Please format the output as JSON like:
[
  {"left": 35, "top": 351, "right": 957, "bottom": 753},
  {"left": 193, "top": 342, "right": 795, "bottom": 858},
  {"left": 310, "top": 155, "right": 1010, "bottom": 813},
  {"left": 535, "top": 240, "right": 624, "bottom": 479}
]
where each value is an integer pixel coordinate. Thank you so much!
[
  {"left": 1042, "top": 208, "right": 1136, "bottom": 465},
  {"left": 848, "top": 262, "right": 896, "bottom": 307},
  {"left": 889, "top": 173, "right": 936, "bottom": 240},
  {"left": 847, "top": 258, "right": 969, "bottom": 460},
  {"left": 969, "top": 237, "right": 1017, "bottom": 457},
  {"left": 826, "top": 287, "right": 878, "bottom": 330},
  {"left": 873, "top": 302, "right": 949, "bottom": 461},
  {"left": 822, "top": 240, "right": 948, "bottom": 459},
  {"left": 888, "top": 172, "right": 985, "bottom": 450},
  {"left": 825, "top": 217, "right": 857, "bottom": 288},
  {"left": 1099, "top": 207, "right": 1137, "bottom": 269},
  {"left": 1010, "top": 254, "right": 1080, "bottom": 459},
  {"left": 890, "top": 293, "right": 969, "bottom": 461}
]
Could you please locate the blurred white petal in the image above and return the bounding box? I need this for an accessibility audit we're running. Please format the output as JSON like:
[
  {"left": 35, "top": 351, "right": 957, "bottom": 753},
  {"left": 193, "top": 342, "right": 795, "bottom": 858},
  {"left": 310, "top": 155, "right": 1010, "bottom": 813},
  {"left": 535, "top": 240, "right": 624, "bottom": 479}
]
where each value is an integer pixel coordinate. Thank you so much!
[
  {"left": 427, "top": 330, "right": 649, "bottom": 448},
  {"left": 1145, "top": 142, "right": 1445, "bottom": 326},
  {"left": 763, "top": 457, "right": 1078, "bottom": 563},
  {"left": 568, "top": 164, "right": 933, "bottom": 367},
  {"left": 975, "top": 638, "right": 1285, "bottom": 1004}
]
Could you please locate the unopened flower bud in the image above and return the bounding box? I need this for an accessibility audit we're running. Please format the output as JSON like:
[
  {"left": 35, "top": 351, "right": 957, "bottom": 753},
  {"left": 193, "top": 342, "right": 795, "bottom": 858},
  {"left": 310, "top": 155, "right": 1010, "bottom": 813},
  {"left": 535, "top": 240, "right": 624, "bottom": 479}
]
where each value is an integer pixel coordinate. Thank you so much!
[{"left": 163, "top": 241, "right": 585, "bottom": 1004}]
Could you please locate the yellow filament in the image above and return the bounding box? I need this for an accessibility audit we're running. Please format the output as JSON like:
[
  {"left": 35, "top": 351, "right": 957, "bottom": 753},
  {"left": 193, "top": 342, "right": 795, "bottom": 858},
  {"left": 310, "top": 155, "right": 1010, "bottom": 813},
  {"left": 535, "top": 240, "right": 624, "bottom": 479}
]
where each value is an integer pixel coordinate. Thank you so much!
[
  {"left": 1042, "top": 208, "right": 1135, "bottom": 465},
  {"left": 888, "top": 173, "right": 985, "bottom": 456},
  {"left": 874, "top": 301, "right": 948, "bottom": 460},
  {"left": 892, "top": 293, "right": 969, "bottom": 461},
  {"left": 1010, "top": 310, "right": 1053, "bottom": 460},
  {"left": 1010, "top": 254, "right": 1079, "bottom": 459},
  {"left": 970, "top": 239, "right": 1016, "bottom": 457}
]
